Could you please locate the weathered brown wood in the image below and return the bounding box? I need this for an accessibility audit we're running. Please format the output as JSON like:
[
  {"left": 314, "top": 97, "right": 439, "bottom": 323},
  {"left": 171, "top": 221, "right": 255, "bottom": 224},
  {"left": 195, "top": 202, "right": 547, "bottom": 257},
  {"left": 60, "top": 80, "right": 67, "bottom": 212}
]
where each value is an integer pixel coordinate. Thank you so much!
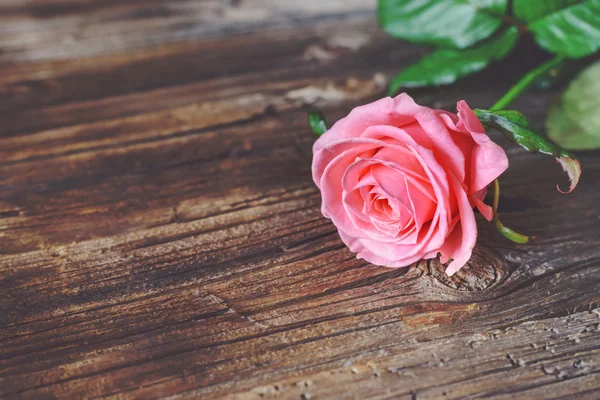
[{"left": 1, "top": 1, "right": 599, "bottom": 399}]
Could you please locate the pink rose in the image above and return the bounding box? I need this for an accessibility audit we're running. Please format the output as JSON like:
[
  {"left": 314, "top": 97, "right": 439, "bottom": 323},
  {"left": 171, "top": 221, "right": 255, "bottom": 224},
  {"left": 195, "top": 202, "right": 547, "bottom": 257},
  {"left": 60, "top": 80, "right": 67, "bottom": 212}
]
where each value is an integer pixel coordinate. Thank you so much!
[{"left": 312, "top": 94, "right": 509, "bottom": 275}]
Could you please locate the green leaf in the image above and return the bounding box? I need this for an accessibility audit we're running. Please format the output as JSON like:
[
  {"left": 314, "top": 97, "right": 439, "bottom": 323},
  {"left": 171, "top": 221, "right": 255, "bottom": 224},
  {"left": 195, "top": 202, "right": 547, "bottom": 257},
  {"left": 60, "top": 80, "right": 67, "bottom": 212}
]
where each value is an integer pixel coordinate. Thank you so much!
[
  {"left": 378, "top": 0, "right": 507, "bottom": 49},
  {"left": 547, "top": 61, "right": 600, "bottom": 150},
  {"left": 528, "top": 0, "right": 600, "bottom": 58},
  {"left": 308, "top": 111, "right": 328, "bottom": 136},
  {"left": 389, "top": 26, "right": 518, "bottom": 94},
  {"left": 474, "top": 108, "right": 581, "bottom": 194},
  {"left": 513, "top": 0, "right": 583, "bottom": 22},
  {"left": 475, "top": 109, "right": 564, "bottom": 155}
]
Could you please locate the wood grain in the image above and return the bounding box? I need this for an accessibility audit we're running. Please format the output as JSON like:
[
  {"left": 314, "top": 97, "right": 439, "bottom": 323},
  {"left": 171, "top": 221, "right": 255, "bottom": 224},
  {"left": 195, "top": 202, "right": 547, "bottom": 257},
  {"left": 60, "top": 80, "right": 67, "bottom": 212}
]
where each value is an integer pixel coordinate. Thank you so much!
[{"left": 1, "top": 1, "right": 599, "bottom": 399}]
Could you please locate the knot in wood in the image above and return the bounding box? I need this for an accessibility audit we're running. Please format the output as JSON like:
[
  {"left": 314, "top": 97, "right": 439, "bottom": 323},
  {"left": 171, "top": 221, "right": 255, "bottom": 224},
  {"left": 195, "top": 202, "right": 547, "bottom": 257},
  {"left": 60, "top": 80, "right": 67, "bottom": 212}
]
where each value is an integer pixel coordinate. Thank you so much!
[{"left": 422, "top": 246, "right": 506, "bottom": 292}]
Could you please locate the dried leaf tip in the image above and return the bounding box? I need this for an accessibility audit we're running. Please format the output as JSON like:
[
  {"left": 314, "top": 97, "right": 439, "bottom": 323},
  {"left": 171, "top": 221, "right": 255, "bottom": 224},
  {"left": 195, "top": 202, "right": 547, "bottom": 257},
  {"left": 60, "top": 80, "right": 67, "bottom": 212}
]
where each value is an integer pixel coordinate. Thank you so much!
[{"left": 557, "top": 156, "right": 581, "bottom": 194}]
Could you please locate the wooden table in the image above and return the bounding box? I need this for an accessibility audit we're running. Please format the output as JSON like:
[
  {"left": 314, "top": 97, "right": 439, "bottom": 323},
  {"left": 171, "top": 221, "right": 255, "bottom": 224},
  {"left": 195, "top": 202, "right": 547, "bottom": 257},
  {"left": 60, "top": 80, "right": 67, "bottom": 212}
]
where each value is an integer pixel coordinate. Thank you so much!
[{"left": 1, "top": 1, "right": 599, "bottom": 399}]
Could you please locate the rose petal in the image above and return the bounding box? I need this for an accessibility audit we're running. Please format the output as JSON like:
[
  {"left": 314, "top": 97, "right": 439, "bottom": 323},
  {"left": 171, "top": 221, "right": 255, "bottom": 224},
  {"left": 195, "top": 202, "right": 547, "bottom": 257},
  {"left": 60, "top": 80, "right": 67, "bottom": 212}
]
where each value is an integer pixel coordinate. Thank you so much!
[
  {"left": 338, "top": 230, "right": 424, "bottom": 268},
  {"left": 314, "top": 94, "right": 468, "bottom": 182},
  {"left": 473, "top": 198, "right": 494, "bottom": 221},
  {"left": 317, "top": 141, "right": 381, "bottom": 237},
  {"left": 471, "top": 188, "right": 493, "bottom": 221},
  {"left": 312, "top": 138, "right": 381, "bottom": 189},
  {"left": 393, "top": 94, "right": 467, "bottom": 182},
  {"left": 456, "top": 100, "right": 509, "bottom": 193},
  {"left": 440, "top": 174, "right": 478, "bottom": 276},
  {"left": 313, "top": 97, "right": 409, "bottom": 153}
]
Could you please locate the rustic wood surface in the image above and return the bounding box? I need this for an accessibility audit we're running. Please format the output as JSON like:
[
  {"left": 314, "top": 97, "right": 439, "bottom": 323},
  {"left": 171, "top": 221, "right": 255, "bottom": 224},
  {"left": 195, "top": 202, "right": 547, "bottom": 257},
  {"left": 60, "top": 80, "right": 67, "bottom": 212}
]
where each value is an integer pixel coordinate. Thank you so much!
[{"left": 1, "top": 1, "right": 600, "bottom": 399}]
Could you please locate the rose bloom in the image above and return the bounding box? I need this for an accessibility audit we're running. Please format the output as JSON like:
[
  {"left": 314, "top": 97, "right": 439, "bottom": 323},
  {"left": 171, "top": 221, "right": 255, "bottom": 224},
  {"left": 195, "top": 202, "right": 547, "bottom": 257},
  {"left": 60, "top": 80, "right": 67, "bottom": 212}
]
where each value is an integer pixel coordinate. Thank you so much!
[{"left": 312, "top": 94, "right": 508, "bottom": 275}]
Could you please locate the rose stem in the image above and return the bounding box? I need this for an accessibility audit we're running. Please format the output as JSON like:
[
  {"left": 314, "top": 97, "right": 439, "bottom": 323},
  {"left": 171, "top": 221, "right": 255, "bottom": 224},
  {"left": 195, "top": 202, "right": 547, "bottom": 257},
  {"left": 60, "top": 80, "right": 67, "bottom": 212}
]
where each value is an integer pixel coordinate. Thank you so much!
[
  {"left": 490, "top": 55, "right": 565, "bottom": 111},
  {"left": 489, "top": 56, "right": 565, "bottom": 242},
  {"left": 492, "top": 179, "right": 532, "bottom": 244}
]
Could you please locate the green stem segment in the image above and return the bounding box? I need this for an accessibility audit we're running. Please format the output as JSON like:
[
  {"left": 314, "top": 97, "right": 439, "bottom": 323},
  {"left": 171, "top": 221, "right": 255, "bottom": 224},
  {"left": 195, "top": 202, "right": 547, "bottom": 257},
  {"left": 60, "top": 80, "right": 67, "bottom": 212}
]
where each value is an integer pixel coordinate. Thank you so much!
[
  {"left": 490, "top": 55, "right": 565, "bottom": 111},
  {"left": 492, "top": 179, "right": 532, "bottom": 244},
  {"left": 487, "top": 56, "right": 575, "bottom": 242}
]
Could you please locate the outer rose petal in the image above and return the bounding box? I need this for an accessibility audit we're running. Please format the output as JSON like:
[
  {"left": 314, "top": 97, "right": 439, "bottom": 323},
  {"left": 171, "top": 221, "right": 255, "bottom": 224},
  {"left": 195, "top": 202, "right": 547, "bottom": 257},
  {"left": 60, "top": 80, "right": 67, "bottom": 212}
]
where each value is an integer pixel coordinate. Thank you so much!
[
  {"left": 438, "top": 101, "right": 507, "bottom": 221},
  {"left": 392, "top": 94, "right": 467, "bottom": 183},
  {"left": 456, "top": 101, "right": 509, "bottom": 193},
  {"left": 313, "top": 97, "right": 407, "bottom": 153},
  {"left": 440, "top": 174, "right": 478, "bottom": 276},
  {"left": 338, "top": 229, "right": 426, "bottom": 268},
  {"left": 312, "top": 138, "right": 380, "bottom": 189},
  {"left": 472, "top": 188, "right": 493, "bottom": 221}
]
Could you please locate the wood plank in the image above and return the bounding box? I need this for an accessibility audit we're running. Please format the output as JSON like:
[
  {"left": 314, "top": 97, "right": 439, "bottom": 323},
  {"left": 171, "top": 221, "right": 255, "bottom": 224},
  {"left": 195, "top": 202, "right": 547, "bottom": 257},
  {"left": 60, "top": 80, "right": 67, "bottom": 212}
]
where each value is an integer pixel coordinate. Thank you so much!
[
  {"left": 1, "top": 1, "right": 599, "bottom": 399},
  {"left": 224, "top": 309, "right": 600, "bottom": 400},
  {"left": 0, "top": 0, "right": 374, "bottom": 62}
]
